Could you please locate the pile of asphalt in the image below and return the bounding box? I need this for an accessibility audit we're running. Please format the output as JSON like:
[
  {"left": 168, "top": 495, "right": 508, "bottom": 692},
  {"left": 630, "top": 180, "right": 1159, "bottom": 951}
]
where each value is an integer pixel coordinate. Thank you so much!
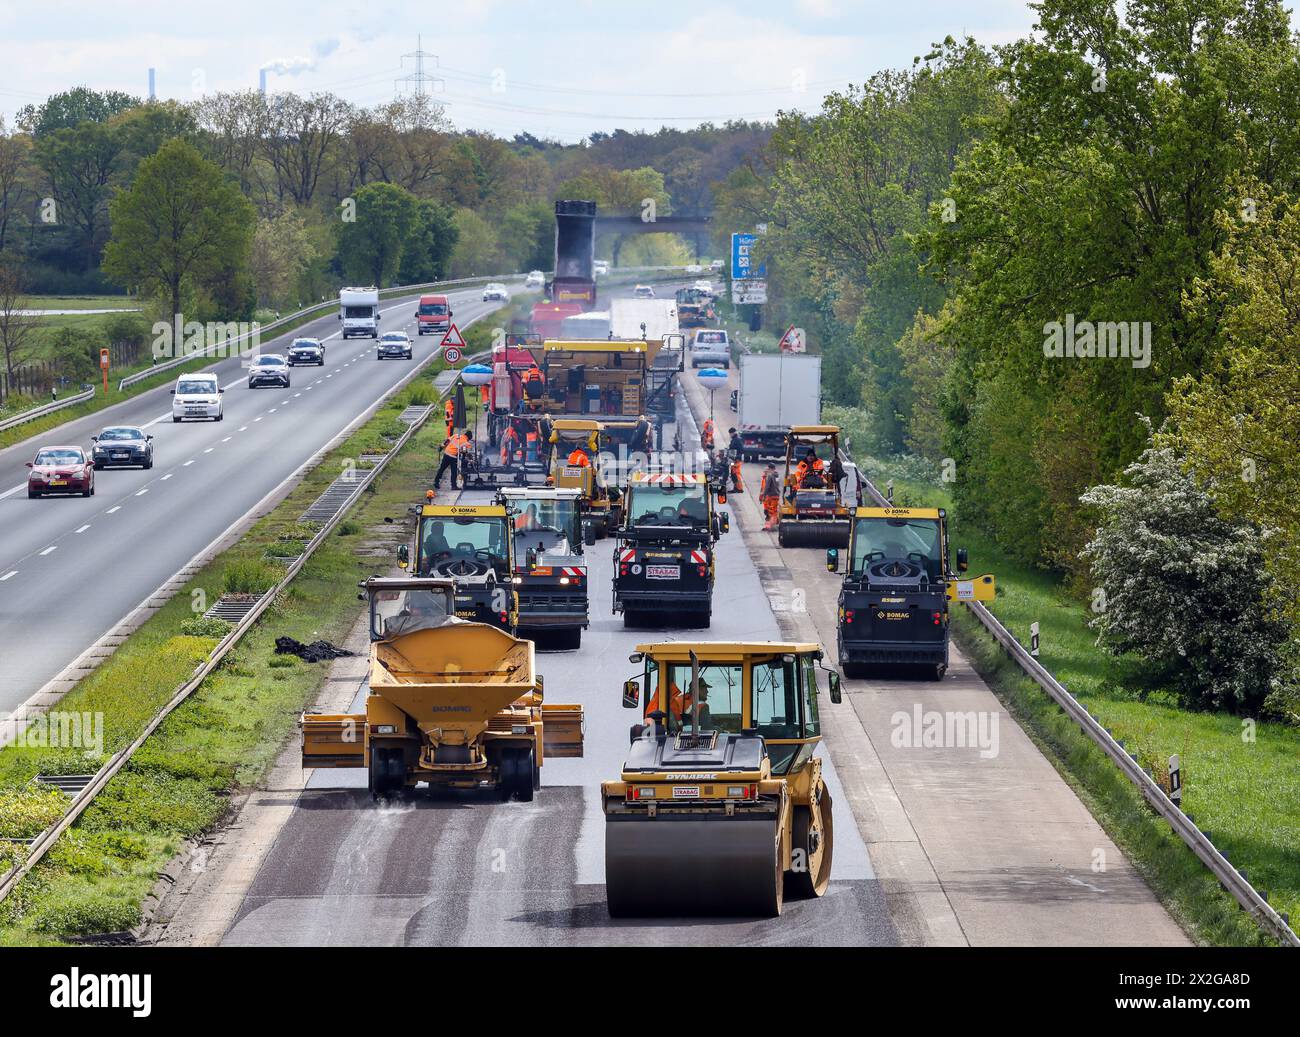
[{"left": 273, "top": 637, "right": 355, "bottom": 663}]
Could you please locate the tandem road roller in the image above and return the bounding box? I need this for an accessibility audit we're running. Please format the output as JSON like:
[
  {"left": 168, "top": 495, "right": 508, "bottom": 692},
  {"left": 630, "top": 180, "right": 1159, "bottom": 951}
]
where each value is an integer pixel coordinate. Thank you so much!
[
  {"left": 602, "top": 642, "right": 843, "bottom": 917},
  {"left": 777, "top": 425, "right": 853, "bottom": 548},
  {"left": 301, "top": 577, "right": 583, "bottom": 799}
]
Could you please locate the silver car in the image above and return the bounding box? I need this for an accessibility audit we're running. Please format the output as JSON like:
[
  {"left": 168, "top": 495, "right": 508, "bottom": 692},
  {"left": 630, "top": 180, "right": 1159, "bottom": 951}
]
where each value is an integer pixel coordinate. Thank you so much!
[
  {"left": 248, "top": 354, "right": 291, "bottom": 388},
  {"left": 689, "top": 329, "right": 731, "bottom": 369}
]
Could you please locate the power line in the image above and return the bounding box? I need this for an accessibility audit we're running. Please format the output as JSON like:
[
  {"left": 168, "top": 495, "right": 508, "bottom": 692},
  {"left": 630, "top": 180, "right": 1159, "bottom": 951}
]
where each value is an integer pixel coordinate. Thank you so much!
[{"left": 395, "top": 35, "right": 443, "bottom": 98}]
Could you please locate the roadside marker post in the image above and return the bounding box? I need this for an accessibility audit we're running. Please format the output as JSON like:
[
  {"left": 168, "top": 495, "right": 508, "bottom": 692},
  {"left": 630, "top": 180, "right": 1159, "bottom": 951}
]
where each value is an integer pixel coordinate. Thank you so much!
[{"left": 100, "top": 348, "right": 109, "bottom": 394}]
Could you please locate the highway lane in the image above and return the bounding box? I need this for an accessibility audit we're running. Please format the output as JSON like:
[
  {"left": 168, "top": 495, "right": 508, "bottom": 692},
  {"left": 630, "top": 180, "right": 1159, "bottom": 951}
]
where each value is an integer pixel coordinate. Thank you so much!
[{"left": 0, "top": 284, "right": 514, "bottom": 715}]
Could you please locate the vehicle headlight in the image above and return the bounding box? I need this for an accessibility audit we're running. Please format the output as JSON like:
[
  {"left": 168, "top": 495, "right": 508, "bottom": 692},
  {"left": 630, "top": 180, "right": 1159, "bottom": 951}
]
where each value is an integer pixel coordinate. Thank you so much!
[{"left": 209, "top": 398, "right": 219, "bottom": 404}]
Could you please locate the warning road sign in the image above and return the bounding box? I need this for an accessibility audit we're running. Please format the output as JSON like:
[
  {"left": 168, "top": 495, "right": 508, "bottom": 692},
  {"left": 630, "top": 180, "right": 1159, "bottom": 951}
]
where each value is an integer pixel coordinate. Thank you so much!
[{"left": 777, "top": 326, "right": 806, "bottom": 353}]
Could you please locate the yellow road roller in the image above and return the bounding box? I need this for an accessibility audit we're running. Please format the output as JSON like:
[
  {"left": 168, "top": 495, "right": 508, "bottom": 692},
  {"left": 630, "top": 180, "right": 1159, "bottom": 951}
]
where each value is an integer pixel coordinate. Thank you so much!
[
  {"left": 602, "top": 641, "right": 843, "bottom": 917},
  {"left": 777, "top": 425, "right": 852, "bottom": 548}
]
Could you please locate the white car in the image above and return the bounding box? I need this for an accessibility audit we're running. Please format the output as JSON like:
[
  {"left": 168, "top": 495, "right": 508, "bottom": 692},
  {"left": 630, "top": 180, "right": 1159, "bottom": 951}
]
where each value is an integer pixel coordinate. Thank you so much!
[
  {"left": 685, "top": 263, "right": 702, "bottom": 274},
  {"left": 482, "top": 282, "right": 511, "bottom": 302},
  {"left": 593, "top": 260, "right": 610, "bottom": 276},
  {"left": 690, "top": 329, "right": 731, "bottom": 369},
  {"left": 709, "top": 259, "right": 723, "bottom": 271},
  {"left": 633, "top": 284, "right": 656, "bottom": 299},
  {"left": 692, "top": 279, "right": 714, "bottom": 296},
  {"left": 171, "top": 373, "right": 224, "bottom": 422},
  {"left": 377, "top": 331, "right": 413, "bottom": 360},
  {"left": 248, "top": 354, "right": 291, "bottom": 388},
  {"left": 524, "top": 270, "right": 546, "bottom": 290}
]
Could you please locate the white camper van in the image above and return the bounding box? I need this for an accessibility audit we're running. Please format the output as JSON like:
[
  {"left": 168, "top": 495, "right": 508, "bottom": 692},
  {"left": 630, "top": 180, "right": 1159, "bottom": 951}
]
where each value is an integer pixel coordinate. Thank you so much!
[{"left": 339, "top": 286, "right": 380, "bottom": 339}]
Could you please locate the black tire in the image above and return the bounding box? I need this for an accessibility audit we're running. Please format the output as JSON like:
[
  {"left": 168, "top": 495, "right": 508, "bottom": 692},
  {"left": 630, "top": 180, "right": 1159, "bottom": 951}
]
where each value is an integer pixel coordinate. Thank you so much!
[
  {"left": 92, "top": 462, "right": 102, "bottom": 471},
  {"left": 216, "top": 412, "right": 224, "bottom": 422},
  {"left": 28, "top": 489, "right": 39, "bottom": 499},
  {"left": 932, "top": 663, "right": 947, "bottom": 681},
  {"left": 693, "top": 610, "right": 712, "bottom": 629},
  {"left": 497, "top": 749, "right": 518, "bottom": 801},
  {"left": 787, "top": 786, "right": 834, "bottom": 899},
  {"left": 172, "top": 416, "right": 181, "bottom": 423},
  {"left": 514, "top": 746, "right": 535, "bottom": 803},
  {"left": 622, "top": 609, "right": 641, "bottom": 629},
  {"left": 369, "top": 746, "right": 403, "bottom": 799}
]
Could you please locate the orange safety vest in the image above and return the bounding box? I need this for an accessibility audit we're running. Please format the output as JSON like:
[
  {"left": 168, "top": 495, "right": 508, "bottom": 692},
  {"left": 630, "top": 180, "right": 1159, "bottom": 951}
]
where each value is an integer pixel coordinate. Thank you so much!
[
  {"left": 500, "top": 429, "right": 520, "bottom": 463},
  {"left": 567, "top": 449, "right": 590, "bottom": 467},
  {"left": 793, "top": 461, "right": 809, "bottom": 487},
  {"left": 445, "top": 433, "right": 468, "bottom": 458},
  {"left": 524, "top": 368, "right": 543, "bottom": 383},
  {"left": 646, "top": 682, "right": 693, "bottom": 720}
]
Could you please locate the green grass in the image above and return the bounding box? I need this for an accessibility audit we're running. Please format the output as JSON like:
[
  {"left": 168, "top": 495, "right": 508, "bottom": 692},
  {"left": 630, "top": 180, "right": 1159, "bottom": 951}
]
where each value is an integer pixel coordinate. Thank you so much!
[
  {"left": 0, "top": 374, "right": 448, "bottom": 944},
  {"left": 853, "top": 450, "right": 1300, "bottom": 945},
  {"left": 18, "top": 295, "right": 138, "bottom": 313}
]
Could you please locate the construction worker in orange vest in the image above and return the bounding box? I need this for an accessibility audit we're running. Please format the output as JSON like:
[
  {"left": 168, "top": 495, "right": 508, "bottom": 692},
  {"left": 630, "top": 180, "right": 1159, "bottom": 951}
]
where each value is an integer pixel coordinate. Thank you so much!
[
  {"left": 701, "top": 417, "right": 715, "bottom": 450},
  {"left": 499, "top": 423, "right": 521, "bottom": 466},
  {"left": 522, "top": 365, "right": 544, "bottom": 404},
  {"left": 567, "top": 445, "right": 591, "bottom": 467},
  {"left": 525, "top": 424, "right": 540, "bottom": 463},
  {"left": 760, "top": 462, "right": 781, "bottom": 530},
  {"left": 444, "top": 397, "right": 456, "bottom": 438},
  {"left": 435, "top": 429, "right": 470, "bottom": 489}
]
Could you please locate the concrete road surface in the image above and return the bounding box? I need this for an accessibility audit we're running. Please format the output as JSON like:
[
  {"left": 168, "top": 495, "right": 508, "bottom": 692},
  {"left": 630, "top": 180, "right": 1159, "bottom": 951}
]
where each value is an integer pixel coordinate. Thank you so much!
[{"left": 0, "top": 285, "right": 509, "bottom": 716}]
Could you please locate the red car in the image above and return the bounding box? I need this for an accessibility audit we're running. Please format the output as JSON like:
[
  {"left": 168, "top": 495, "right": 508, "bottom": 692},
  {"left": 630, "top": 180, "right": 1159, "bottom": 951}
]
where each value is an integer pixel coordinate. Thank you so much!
[{"left": 27, "top": 445, "right": 95, "bottom": 498}]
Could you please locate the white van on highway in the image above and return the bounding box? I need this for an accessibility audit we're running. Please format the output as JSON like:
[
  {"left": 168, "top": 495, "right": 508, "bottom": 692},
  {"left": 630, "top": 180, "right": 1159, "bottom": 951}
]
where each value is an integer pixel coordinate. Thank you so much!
[{"left": 171, "top": 372, "right": 224, "bottom": 422}]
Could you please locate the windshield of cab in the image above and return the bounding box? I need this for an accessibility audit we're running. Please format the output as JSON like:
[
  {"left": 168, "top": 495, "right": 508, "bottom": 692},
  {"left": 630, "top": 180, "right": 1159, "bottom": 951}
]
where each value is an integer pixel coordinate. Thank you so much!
[
  {"left": 177, "top": 379, "right": 215, "bottom": 395},
  {"left": 417, "top": 516, "right": 509, "bottom": 571},
  {"left": 99, "top": 428, "right": 142, "bottom": 441},
  {"left": 627, "top": 484, "right": 708, "bottom": 527},
  {"left": 343, "top": 305, "right": 374, "bottom": 318},
  {"left": 419, "top": 302, "right": 448, "bottom": 315},
  {"left": 851, "top": 516, "right": 942, "bottom": 581},
  {"left": 370, "top": 586, "right": 454, "bottom": 639},
  {"left": 512, "top": 498, "right": 577, "bottom": 541},
  {"left": 695, "top": 331, "right": 726, "bottom": 344},
  {"left": 663, "top": 662, "right": 743, "bottom": 735},
  {"left": 254, "top": 356, "right": 283, "bottom": 366}
]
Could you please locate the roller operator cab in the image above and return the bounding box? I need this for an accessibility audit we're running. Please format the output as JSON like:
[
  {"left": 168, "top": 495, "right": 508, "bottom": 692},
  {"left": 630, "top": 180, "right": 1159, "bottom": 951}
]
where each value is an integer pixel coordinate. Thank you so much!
[
  {"left": 826, "top": 506, "right": 996, "bottom": 680},
  {"left": 497, "top": 487, "right": 589, "bottom": 649},
  {"left": 400, "top": 503, "right": 519, "bottom": 632},
  {"left": 548, "top": 419, "right": 621, "bottom": 537},
  {"left": 602, "top": 642, "right": 843, "bottom": 917},
  {"left": 612, "top": 472, "right": 728, "bottom": 629},
  {"left": 300, "top": 577, "right": 583, "bottom": 800}
]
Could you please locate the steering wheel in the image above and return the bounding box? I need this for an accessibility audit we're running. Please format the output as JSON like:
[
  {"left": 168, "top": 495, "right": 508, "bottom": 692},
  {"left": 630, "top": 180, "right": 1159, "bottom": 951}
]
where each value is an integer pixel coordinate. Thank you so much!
[
  {"left": 867, "top": 558, "right": 923, "bottom": 581},
  {"left": 432, "top": 555, "right": 492, "bottom": 578}
]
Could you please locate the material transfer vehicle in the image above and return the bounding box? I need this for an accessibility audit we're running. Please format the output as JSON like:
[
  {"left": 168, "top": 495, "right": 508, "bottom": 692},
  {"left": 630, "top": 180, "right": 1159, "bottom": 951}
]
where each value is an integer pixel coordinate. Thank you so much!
[
  {"left": 603, "top": 642, "right": 842, "bottom": 916},
  {"left": 612, "top": 471, "right": 727, "bottom": 628},
  {"left": 826, "top": 506, "right": 995, "bottom": 680},
  {"left": 548, "top": 419, "right": 621, "bottom": 537},
  {"left": 300, "top": 577, "right": 583, "bottom": 800}
]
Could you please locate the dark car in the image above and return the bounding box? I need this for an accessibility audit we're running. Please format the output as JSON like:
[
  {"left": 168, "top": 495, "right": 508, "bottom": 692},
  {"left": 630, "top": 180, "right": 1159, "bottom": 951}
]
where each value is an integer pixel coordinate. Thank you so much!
[
  {"left": 377, "top": 331, "right": 413, "bottom": 360},
  {"left": 288, "top": 337, "right": 325, "bottom": 366},
  {"left": 91, "top": 426, "right": 153, "bottom": 469},
  {"left": 248, "top": 354, "right": 291, "bottom": 388},
  {"left": 28, "top": 445, "right": 94, "bottom": 498}
]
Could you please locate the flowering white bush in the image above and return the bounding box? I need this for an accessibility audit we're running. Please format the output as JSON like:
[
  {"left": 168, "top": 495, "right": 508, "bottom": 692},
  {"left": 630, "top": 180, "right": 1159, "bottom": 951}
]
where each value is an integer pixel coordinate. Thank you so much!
[{"left": 1080, "top": 433, "right": 1287, "bottom": 712}]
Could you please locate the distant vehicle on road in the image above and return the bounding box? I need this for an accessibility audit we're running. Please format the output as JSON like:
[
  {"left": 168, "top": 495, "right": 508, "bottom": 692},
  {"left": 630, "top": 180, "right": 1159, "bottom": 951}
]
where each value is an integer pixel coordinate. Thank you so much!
[
  {"left": 288, "top": 337, "right": 325, "bottom": 366},
  {"left": 339, "top": 286, "right": 380, "bottom": 339},
  {"left": 689, "top": 328, "right": 731, "bottom": 368},
  {"left": 482, "top": 282, "right": 511, "bottom": 302},
  {"left": 593, "top": 260, "right": 610, "bottom": 276},
  {"left": 248, "top": 354, "right": 291, "bottom": 389},
  {"left": 709, "top": 259, "right": 723, "bottom": 271},
  {"left": 685, "top": 263, "right": 702, "bottom": 274},
  {"left": 692, "top": 279, "right": 714, "bottom": 296},
  {"left": 171, "top": 373, "right": 223, "bottom": 422},
  {"left": 377, "top": 330, "right": 413, "bottom": 360},
  {"left": 524, "top": 270, "right": 546, "bottom": 290},
  {"left": 27, "top": 445, "right": 94, "bottom": 498},
  {"left": 633, "top": 284, "right": 656, "bottom": 299},
  {"left": 91, "top": 426, "right": 153, "bottom": 470},
  {"left": 415, "top": 294, "right": 452, "bottom": 335}
]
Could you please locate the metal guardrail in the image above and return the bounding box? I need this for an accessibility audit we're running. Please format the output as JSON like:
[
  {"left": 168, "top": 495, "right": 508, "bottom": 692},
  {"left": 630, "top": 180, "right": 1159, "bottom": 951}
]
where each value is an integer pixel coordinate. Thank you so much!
[
  {"left": 0, "top": 386, "right": 95, "bottom": 434},
  {"left": 848, "top": 464, "right": 1299, "bottom": 946},
  {"left": 0, "top": 402, "right": 434, "bottom": 907}
]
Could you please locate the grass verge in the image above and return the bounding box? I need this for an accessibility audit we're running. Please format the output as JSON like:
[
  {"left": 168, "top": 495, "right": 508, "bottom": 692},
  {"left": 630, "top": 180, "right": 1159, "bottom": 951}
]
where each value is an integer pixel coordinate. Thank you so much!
[{"left": 851, "top": 449, "right": 1298, "bottom": 946}]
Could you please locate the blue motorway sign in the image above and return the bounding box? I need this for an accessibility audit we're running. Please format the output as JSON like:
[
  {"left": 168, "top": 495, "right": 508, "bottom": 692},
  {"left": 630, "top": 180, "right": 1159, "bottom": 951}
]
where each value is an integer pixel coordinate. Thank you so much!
[{"left": 731, "top": 232, "right": 766, "bottom": 280}]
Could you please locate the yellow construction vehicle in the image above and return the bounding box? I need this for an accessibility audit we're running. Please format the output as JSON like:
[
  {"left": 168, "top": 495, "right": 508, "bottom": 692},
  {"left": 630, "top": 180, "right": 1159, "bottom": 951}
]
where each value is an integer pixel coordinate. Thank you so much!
[
  {"left": 301, "top": 577, "right": 583, "bottom": 799},
  {"left": 827, "top": 506, "right": 995, "bottom": 679},
  {"left": 548, "top": 418, "right": 621, "bottom": 537},
  {"left": 399, "top": 501, "right": 518, "bottom": 631},
  {"left": 778, "top": 425, "right": 852, "bottom": 548},
  {"left": 602, "top": 642, "right": 843, "bottom": 917}
]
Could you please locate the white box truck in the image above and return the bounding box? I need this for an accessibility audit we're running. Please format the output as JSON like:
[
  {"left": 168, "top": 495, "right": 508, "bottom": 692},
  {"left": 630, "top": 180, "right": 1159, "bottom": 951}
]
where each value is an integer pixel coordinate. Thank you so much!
[
  {"left": 557, "top": 299, "right": 678, "bottom": 343},
  {"left": 737, "top": 353, "right": 822, "bottom": 460},
  {"left": 339, "top": 286, "right": 380, "bottom": 339}
]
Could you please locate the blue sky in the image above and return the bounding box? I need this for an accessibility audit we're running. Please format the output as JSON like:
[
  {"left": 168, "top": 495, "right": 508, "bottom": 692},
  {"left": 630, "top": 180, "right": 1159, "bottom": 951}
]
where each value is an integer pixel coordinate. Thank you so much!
[{"left": 0, "top": 1, "right": 1038, "bottom": 139}]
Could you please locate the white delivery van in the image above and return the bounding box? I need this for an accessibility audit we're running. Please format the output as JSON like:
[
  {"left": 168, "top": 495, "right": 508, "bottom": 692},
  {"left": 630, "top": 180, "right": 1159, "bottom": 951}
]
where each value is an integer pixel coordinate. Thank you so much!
[{"left": 171, "top": 372, "right": 224, "bottom": 422}]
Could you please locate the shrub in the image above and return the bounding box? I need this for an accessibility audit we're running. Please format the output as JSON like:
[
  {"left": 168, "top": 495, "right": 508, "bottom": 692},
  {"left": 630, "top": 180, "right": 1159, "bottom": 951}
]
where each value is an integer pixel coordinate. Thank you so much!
[
  {"left": 179, "top": 616, "right": 232, "bottom": 639},
  {"left": 0, "top": 783, "right": 67, "bottom": 840},
  {"left": 222, "top": 559, "right": 277, "bottom": 594},
  {"left": 26, "top": 885, "right": 141, "bottom": 935}
]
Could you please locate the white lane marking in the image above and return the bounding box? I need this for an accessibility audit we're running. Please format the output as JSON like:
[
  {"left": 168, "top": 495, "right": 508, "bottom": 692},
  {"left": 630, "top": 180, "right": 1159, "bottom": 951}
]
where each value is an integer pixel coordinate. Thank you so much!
[
  {"left": 135, "top": 488, "right": 149, "bottom": 496},
  {"left": 184, "top": 459, "right": 195, "bottom": 466},
  {"left": 107, "top": 506, "right": 121, "bottom": 514},
  {"left": 238, "top": 425, "right": 248, "bottom": 431},
  {"left": 293, "top": 392, "right": 301, "bottom": 398},
  {"left": 221, "top": 436, "right": 232, "bottom": 443},
  {"left": 204, "top": 447, "right": 214, "bottom": 453},
  {"left": 75, "top": 524, "right": 91, "bottom": 533},
  {"left": 254, "top": 416, "right": 263, "bottom": 422},
  {"left": 0, "top": 570, "right": 16, "bottom": 581},
  {"left": 268, "top": 408, "right": 277, "bottom": 413},
  {"left": 39, "top": 545, "right": 57, "bottom": 556},
  {"left": 0, "top": 484, "right": 25, "bottom": 501},
  {"left": 305, "top": 386, "right": 312, "bottom": 391},
  {"left": 161, "top": 473, "right": 173, "bottom": 481}
]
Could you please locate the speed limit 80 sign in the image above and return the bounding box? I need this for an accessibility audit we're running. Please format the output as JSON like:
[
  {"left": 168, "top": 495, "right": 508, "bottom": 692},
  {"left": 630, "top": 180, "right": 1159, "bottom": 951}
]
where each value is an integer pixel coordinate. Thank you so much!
[{"left": 442, "top": 345, "right": 461, "bottom": 364}]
